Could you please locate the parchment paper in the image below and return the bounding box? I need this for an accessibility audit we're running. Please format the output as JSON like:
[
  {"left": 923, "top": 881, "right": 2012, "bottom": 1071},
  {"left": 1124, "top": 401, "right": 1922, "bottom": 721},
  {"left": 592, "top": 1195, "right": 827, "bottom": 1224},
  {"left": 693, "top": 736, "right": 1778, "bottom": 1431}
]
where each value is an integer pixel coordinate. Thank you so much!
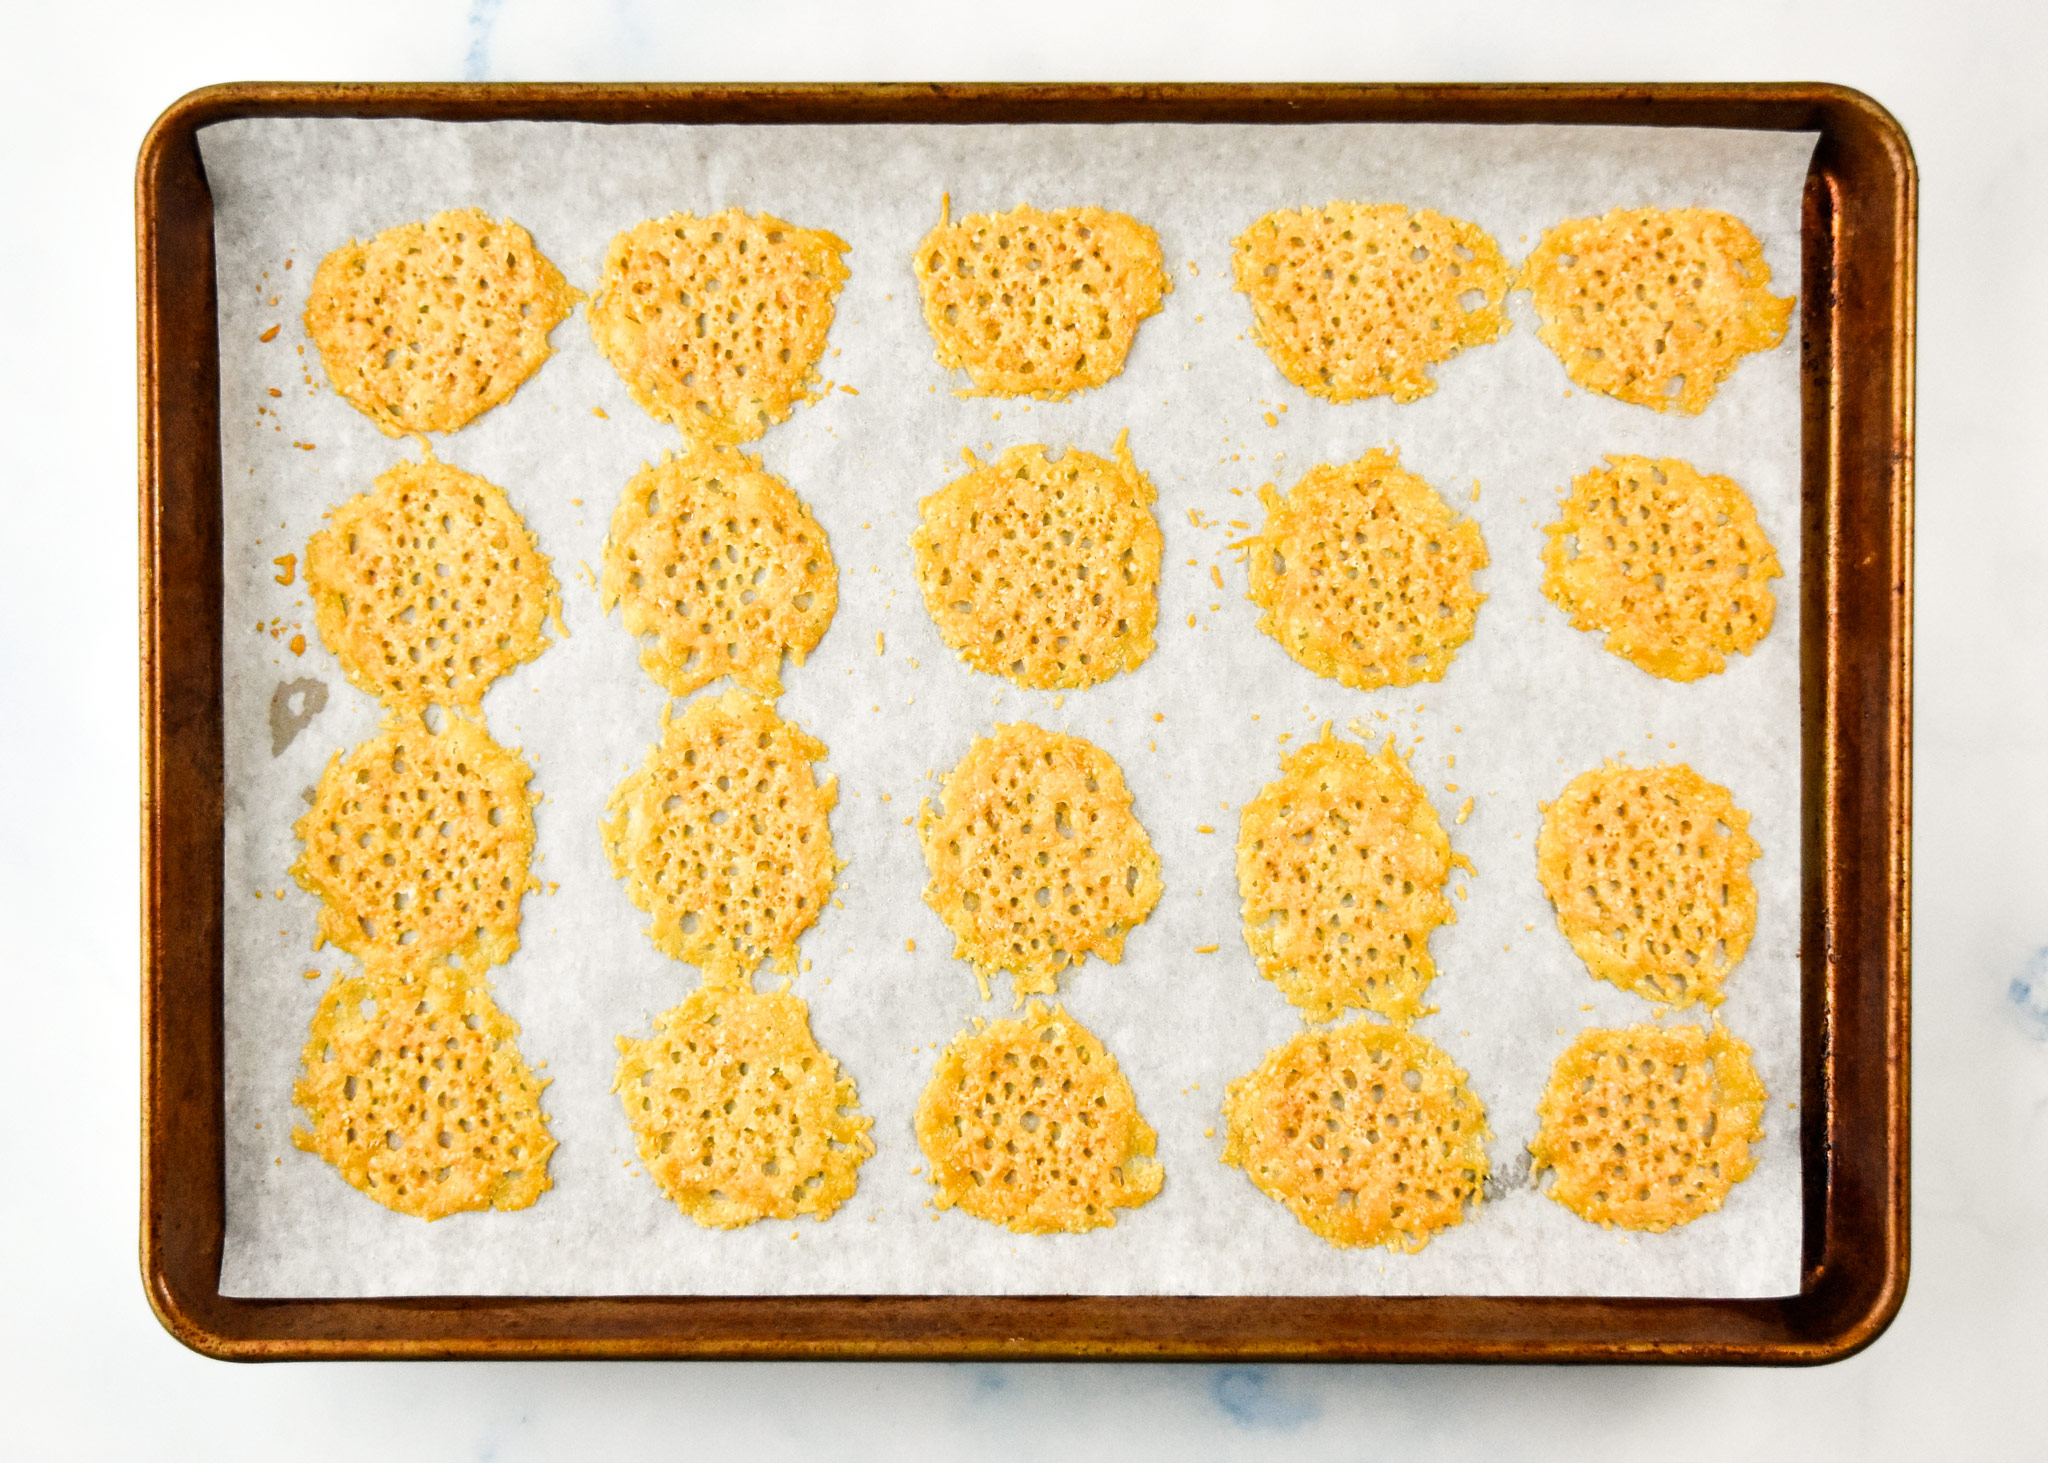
[{"left": 203, "top": 118, "right": 1814, "bottom": 1298}]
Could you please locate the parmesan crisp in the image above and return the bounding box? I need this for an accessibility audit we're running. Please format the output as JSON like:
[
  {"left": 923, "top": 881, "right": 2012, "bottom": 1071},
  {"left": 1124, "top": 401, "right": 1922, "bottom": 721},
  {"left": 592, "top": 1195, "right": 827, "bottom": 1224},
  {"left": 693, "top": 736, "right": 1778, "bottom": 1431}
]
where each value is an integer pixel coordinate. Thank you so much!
[
  {"left": 1530, "top": 1021, "right": 1766, "bottom": 1232},
  {"left": 601, "top": 445, "right": 838, "bottom": 700},
  {"left": 1536, "top": 762, "right": 1760, "bottom": 1008},
  {"left": 1244, "top": 449, "right": 1488, "bottom": 692},
  {"left": 1237, "top": 729, "right": 1466, "bottom": 1025},
  {"left": 914, "top": 202, "right": 1168, "bottom": 398},
  {"left": 292, "top": 715, "right": 538, "bottom": 977},
  {"left": 912, "top": 434, "right": 1162, "bottom": 690},
  {"left": 304, "top": 456, "right": 560, "bottom": 717},
  {"left": 916, "top": 1001, "right": 1163, "bottom": 1234},
  {"left": 1233, "top": 202, "right": 1510, "bottom": 403},
  {"left": 293, "top": 966, "right": 555, "bottom": 1221},
  {"left": 304, "top": 208, "right": 576, "bottom": 437},
  {"left": 1541, "top": 455, "right": 1781, "bottom": 682},
  {"left": 918, "top": 724, "right": 1162, "bottom": 1001},
  {"left": 1223, "top": 1022, "right": 1489, "bottom": 1253},
  {"left": 1517, "top": 206, "right": 1793, "bottom": 414},
  {"left": 602, "top": 691, "right": 838, "bottom": 983},
  {"left": 588, "top": 209, "right": 849, "bottom": 446},
  {"left": 614, "top": 985, "right": 873, "bottom": 1229}
]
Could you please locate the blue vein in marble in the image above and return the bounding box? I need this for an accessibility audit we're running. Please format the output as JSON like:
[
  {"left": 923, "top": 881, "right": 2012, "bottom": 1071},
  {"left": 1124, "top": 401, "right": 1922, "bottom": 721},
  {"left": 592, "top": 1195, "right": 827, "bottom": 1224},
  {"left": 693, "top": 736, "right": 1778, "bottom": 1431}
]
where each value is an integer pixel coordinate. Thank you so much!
[
  {"left": 464, "top": 0, "right": 504, "bottom": 82},
  {"left": 1211, "top": 1367, "right": 1321, "bottom": 1432},
  {"left": 2009, "top": 946, "right": 2048, "bottom": 1037}
]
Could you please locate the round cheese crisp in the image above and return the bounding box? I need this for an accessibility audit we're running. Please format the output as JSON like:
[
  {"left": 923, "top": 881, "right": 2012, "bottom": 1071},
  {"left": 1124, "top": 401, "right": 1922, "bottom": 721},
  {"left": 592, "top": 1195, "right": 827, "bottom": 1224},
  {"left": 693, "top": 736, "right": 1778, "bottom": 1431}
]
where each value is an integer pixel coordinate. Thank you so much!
[
  {"left": 1238, "top": 729, "right": 1464, "bottom": 1025},
  {"left": 916, "top": 1001, "right": 1163, "bottom": 1234},
  {"left": 292, "top": 967, "right": 555, "bottom": 1221},
  {"left": 614, "top": 985, "right": 873, "bottom": 1229},
  {"left": 602, "top": 690, "right": 838, "bottom": 983},
  {"left": 911, "top": 435, "right": 1162, "bottom": 690},
  {"left": 918, "top": 724, "right": 1163, "bottom": 1001},
  {"left": 1233, "top": 202, "right": 1510, "bottom": 403},
  {"left": 1530, "top": 1020, "right": 1765, "bottom": 1232},
  {"left": 1222, "top": 1022, "right": 1490, "bottom": 1253},
  {"left": 1541, "top": 455, "right": 1782, "bottom": 682},
  {"left": 292, "top": 715, "right": 537, "bottom": 976},
  {"left": 1244, "top": 449, "right": 1488, "bottom": 692},
  {"left": 913, "top": 202, "right": 1169, "bottom": 398},
  {"left": 1536, "top": 762, "right": 1760, "bottom": 1008},
  {"left": 601, "top": 445, "right": 838, "bottom": 699},
  {"left": 303, "top": 208, "right": 576, "bottom": 437},
  {"left": 588, "top": 209, "right": 849, "bottom": 445},
  {"left": 1517, "top": 206, "right": 1794, "bottom": 414},
  {"left": 304, "top": 456, "right": 561, "bottom": 717}
]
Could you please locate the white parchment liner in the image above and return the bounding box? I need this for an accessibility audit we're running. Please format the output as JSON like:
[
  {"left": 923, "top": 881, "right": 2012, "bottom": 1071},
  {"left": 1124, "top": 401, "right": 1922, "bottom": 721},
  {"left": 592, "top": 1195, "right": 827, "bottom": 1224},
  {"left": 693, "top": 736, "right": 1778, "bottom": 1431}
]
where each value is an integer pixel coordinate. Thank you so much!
[{"left": 203, "top": 118, "right": 1814, "bottom": 1297}]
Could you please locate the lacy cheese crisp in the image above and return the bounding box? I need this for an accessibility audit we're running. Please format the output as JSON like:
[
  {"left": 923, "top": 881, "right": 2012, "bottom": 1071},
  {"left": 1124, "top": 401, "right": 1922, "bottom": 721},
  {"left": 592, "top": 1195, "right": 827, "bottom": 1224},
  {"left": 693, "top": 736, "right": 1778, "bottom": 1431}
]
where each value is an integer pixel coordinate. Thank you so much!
[
  {"left": 588, "top": 209, "right": 849, "bottom": 446},
  {"left": 602, "top": 690, "right": 838, "bottom": 983},
  {"left": 1517, "top": 206, "right": 1794, "bottom": 414},
  {"left": 1541, "top": 455, "right": 1782, "bottom": 682},
  {"left": 1530, "top": 1020, "right": 1766, "bottom": 1232},
  {"left": 1244, "top": 449, "right": 1488, "bottom": 691},
  {"left": 916, "top": 1001, "right": 1163, "bottom": 1234},
  {"left": 614, "top": 985, "right": 873, "bottom": 1229},
  {"left": 1233, "top": 203, "right": 1510, "bottom": 403},
  {"left": 913, "top": 202, "right": 1169, "bottom": 398},
  {"left": 1537, "top": 762, "right": 1760, "bottom": 1008},
  {"left": 304, "top": 208, "right": 577, "bottom": 437},
  {"left": 919, "top": 724, "right": 1163, "bottom": 1001},
  {"left": 304, "top": 456, "right": 561, "bottom": 717},
  {"left": 292, "top": 967, "right": 555, "bottom": 1221},
  {"left": 292, "top": 715, "right": 537, "bottom": 976},
  {"left": 1223, "top": 1022, "right": 1489, "bottom": 1253},
  {"left": 911, "top": 435, "right": 1162, "bottom": 690},
  {"left": 601, "top": 446, "right": 838, "bottom": 699},
  {"left": 1237, "top": 730, "right": 1465, "bottom": 1025}
]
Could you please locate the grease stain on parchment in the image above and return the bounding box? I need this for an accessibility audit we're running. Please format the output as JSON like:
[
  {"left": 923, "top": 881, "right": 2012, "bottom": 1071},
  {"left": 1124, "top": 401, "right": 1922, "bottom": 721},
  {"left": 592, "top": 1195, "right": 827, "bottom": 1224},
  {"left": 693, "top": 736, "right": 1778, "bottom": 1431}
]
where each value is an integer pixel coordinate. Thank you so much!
[{"left": 270, "top": 678, "right": 328, "bottom": 756}]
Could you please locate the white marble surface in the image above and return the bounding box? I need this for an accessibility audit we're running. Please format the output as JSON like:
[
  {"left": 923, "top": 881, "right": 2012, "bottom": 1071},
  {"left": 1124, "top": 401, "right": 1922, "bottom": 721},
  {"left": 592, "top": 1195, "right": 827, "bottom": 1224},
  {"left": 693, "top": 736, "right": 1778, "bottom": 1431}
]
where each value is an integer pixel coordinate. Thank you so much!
[{"left": 2, "top": 0, "right": 2041, "bottom": 1456}]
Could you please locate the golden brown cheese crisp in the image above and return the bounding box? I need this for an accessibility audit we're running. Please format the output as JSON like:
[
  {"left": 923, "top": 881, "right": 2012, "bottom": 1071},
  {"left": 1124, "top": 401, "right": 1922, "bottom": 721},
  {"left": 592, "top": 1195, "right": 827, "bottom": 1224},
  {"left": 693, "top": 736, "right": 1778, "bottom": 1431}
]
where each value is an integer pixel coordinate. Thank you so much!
[
  {"left": 919, "top": 724, "right": 1163, "bottom": 1001},
  {"left": 305, "top": 456, "right": 561, "bottom": 717},
  {"left": 1244, "top": 449, "right": 1488, "bottom": 691},
  {"left": 1237, "top": 729, "right": 1465, "bottom": 1025},
  {"left": 1536, "top": 762, "right": 1760, "bottom": 1008},
  {"left": 588, "top": 209, "right": 849, "bottom": 445},
  {"left": 913, "top": 202, "right": 1169, "bottom": 398},
  {"left": 911, "top": 435, "right": 1162, "bottom": 690},
  {"left": 304, "top": 208, "right": 576, "bottom": 437},
  {"left": 1232, "top": 203, "right": 1510, "bottom": 403},
  {"left": 291, "top": 715, "right": 537, "bottom": 976},
  {"left": 1222, "top": 1022, "right": 1489, "bottom": 1253},
  {"left": 915, "top": 1001, "right": 1163, "bottom": 1234},
  {"left": 1541, "top": 455, "right": 1782, "bottom": 682},
  {"left": 614, "top": 984, "right": 873, "bottom": 1229},
  {"left": 602, "top": 690, "right": 838, "bottom": 982},
  {"left": 1530, "top": 1020, "right": 1765, "bottom": 1232},
  {"left": 1517, "top": 207, "right": 1794, "bottom": 414},
  {"left": 292, "top": 966, "right": 554, "bottom": 1220},
  {"left": 600, "top": 446, "right": 838, "bottom": 699}
]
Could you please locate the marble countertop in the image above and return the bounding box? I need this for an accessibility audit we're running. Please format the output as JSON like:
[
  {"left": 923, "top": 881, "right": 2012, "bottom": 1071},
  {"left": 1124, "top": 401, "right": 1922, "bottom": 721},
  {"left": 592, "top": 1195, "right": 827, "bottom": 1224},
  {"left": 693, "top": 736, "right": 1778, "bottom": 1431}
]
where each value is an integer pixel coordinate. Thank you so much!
[{"left": 4, "top": 0, "right": 2041, "bottom": 1457}]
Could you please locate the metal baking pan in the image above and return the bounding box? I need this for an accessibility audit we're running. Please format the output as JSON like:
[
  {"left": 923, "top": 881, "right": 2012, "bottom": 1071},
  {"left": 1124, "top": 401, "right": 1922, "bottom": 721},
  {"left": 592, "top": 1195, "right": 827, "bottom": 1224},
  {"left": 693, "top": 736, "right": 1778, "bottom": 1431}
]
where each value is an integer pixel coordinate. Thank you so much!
[{"left": 139, "top": 81, "right": 1912, "bottom": 1362}]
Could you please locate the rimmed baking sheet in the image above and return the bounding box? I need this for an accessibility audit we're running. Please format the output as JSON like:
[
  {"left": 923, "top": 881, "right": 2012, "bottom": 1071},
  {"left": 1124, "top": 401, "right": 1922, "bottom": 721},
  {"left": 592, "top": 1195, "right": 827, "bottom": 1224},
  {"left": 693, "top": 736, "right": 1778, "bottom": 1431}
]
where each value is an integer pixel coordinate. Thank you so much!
[{"left": 201, "top": 116, "right": 1814, "bottom": 1300}]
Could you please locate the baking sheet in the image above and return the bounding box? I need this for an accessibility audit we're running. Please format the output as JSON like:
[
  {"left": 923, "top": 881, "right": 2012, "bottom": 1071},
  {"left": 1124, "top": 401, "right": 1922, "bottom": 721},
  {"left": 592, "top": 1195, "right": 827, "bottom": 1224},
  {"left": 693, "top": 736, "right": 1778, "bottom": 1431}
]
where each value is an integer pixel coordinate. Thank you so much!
[{"left": 203, "top": 117, "right": 1814, "bottom": 1298}]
